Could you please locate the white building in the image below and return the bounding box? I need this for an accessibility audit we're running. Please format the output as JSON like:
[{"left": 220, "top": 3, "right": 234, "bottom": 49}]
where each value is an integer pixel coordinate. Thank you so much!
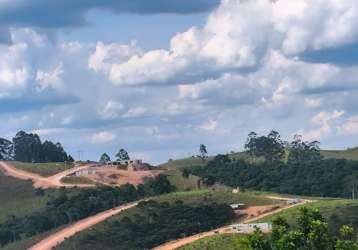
[
  {"left": 75, "top": 168, "right": 96, "bottom": 176},
  {"left": 230, "top": 203, "right": 246, "bottom": 209},
  {"left": 230, "top": 223, "right": 272, "bottom": 233}
]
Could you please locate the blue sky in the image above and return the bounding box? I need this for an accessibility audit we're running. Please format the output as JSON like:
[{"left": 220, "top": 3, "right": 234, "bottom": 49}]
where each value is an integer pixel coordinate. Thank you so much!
[{"left": 1, "top": 0, "right": 358, "bottom": 164}]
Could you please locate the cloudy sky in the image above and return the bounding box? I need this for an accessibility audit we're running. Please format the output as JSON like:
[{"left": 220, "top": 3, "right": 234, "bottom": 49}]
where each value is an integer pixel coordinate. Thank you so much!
[{"left": 1, "top": 0, "right": 358, "bottom": 164}]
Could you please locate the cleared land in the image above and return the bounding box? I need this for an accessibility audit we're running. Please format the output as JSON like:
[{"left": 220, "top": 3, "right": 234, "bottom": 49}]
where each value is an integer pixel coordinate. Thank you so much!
[
  {"left": 0, "top": 161, "right": 95, "bottom": 188},
  {"left": 321, "top": 147, "right": 358, "bottom": 161},
  {"left": 10, "top": 161, "right": 75, "bottom": 177},
  {"left": 60, "top": 176, "right": 95, "bottom": 185},
  {"left": 178, "top": 234, "right": 248, "bottom": 250}
]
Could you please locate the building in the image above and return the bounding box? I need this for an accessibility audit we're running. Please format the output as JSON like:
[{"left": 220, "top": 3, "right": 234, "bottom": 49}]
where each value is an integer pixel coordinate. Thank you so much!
[
  {"left": 230, "top": 203, "right": 247, "bottom": 209},
  {"left": 75, "top": 168, "right": 96, "bottom": 176},
  {"left": 106, "top": 159, "right": 150, "bottom": 171},
  {"left": 230, "top": 223, "right": 272, "bottom": 233},
  {"left": 286, "top": 199, "right": 301, "bottom": 205}
]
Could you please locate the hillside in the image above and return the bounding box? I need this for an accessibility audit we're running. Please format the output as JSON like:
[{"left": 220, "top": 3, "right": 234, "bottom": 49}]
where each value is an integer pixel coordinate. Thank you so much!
[
  {"left": 321, "top": 147, "right": 358, "bottom": 161},
  {"left": 161, "top": 148, "right": 358, "bottom": 169}
]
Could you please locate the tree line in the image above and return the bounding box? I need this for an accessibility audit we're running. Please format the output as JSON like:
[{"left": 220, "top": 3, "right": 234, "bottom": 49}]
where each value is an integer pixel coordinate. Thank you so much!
[
  {"left": 58, "top": 200, "right": 234, "bottom": 250},
  {"left": 0, "top": 131, "right": 73, "bottom": 163},
  {"left": 186, "top": 131, "right": 358, "bottom": 198},
  {"left": 0, "top": 175, "right": 175, "bottom": 247}
]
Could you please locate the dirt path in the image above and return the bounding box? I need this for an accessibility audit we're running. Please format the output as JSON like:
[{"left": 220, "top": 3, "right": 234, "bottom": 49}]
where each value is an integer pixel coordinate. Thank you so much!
[
  {"left": 152, "top": 196, "right": 314, "bottom": 250},
  {"left": 0, "top": 161, "right": 95, "bottom": 188},
  {"left": 29, "top": 202, "right": 139, "bottom": 250}
]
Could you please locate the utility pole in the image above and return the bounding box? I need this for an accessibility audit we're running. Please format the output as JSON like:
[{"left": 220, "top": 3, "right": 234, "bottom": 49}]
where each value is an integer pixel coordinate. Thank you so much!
[{"left": 77, "top": 150, "right": 83, "bottom": 162}]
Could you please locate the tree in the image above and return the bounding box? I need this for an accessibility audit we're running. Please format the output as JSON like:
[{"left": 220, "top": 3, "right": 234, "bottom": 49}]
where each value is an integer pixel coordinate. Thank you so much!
[
  {"left": 99, "top": 153, "right": 111, "bottom": 164},
  {"left": 67, "top": 155, "right": 74, "bottom": 162},
  {"left": 199, "top": 144, "right": 208, "bottom": 161},
  {"left": 41, "top": 141, "right": 68, "bottom": 162},
  {"left": 245, "top": 131, "right": 285, "bottom": 162},
  {"left": 116, "top": 149, "right": 130, "bottom": 161},
  {"left": 0, "top": 138, "right": 14, "bottom": 160},
  {"left": 288, "top": 134, "right": 321, "bottom": 163},
  {"left": 13, "top": 131, "right": 42, "bottom": 163}
]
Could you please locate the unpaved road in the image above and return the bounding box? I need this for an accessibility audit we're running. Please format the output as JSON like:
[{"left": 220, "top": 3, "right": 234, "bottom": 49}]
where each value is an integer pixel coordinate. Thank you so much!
[
  {"left": 152, "top": 196, "right": 314, "bottom": 250},
  {"left": 29, "top": 202, "right": 139, "bottom": 250},
  {"left": 0, "top": 161, "right": 95, "bottom": 188}
]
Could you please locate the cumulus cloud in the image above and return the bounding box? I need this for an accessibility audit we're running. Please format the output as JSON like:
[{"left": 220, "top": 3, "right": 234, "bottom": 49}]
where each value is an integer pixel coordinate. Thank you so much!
[
  {"left": 90, "top": 131, "right": 116, "bottom": 144},
  {"left": 299, "top": 110, "right": 344, "bottom": 141},
  {"left": 99, "top": 100, "right": 124, "bottom": 119},
  {"left": 338, "top": 115, "right": 358, "bottom": 136},
  {"left": 90, "top": 0, "right": 358, "bottom": 86},
  {"left": 36, "top": 63, "right": 64, "bottom": 91}
]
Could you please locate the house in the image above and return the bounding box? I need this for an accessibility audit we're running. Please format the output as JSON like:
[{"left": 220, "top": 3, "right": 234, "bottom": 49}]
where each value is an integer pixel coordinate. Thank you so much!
[
  {"left": 230, "top": 223, "right": 272, "bottom": 233},
  {"left": 230, "top": 203, "right": 247, "bottom": 209},
  {"left": 106, "top": 159, "right": 150, "bottom": 171},
  {"left": 75, "top": 168, "right": 96, "bottom": 176}
]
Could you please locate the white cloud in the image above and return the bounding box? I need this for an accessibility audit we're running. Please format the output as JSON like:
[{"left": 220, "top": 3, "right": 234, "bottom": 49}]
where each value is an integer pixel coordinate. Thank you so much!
[
  {"left": 99, "top": 100, "right": 124, "bottom": 119},
  {"left": 299, "top": 110, "right": 344, "bottom": 141},
  {"left": 31, "top": 128, "right": 66, "bottom": 136},
  {"left": 304, "top": 98, "right": 322, "bottom": 108},
  {"left": 198, "top": 119, "right": 218, "bottom": 132},
  {"left": 90, "top": 131, "right": 116, "bottom": 144},
  {"left": 338, "top": 115, "right": 358, "bottom": 136},
  {"left": 36, "top": 63, "right": 64, "bottom": 91},
  {"left": 122, "top": 106, "right": 146, "bottom": 118}
]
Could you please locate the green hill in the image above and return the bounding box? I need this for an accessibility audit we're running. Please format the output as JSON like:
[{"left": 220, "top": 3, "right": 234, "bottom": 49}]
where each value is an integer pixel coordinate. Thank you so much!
[{"left": 321, "top": 147, "right": 358, "bottom": 161}]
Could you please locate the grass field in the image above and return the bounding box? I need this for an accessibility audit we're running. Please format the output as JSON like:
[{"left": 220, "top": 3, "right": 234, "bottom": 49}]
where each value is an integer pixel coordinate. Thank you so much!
[
  {"left": 164, "top": 169, "right": 201, "bottom": 191},
  {"left": 256, "top": 199, "right": 358, "bottom": 234},
  {"left": 0, "top": 171, "right": 54, "bottom": 223},
  {"left": 10, "top": 161, "right": 74, "bottom": 177},
  {"left": 178, "top": 234, "right": 250, "bottom": 250},
  {"left": 61, "top": 176, "right": 95, "bottom": 185},
  {"left": 321, "top": 147, "right": 358, "bottom": 161},
  {"left": 154, "top": 187, "right": 283, "bottom": 206}
]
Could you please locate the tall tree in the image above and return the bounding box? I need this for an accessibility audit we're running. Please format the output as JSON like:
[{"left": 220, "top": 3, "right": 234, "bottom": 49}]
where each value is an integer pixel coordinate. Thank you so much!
[
  {"left": 116, "top": 149, "right": 130, "bottom": 161},
  {"left": 13, "top": 131, "right": 42, "bottom": 163},
  {"left": 199, "top": 144, "right": 208, "bottom": 161},
  {"left": 0, "top": 138, "right": 14, "bottom": 160},
  {"left": 245, "top": 130, "right": 285, "bottom": 162},
  {"left": 99, "top": 153, "right": 111, "bottom": 164},
  {"left": 288, "top": 134, "right": 321, "bottom": 163}
]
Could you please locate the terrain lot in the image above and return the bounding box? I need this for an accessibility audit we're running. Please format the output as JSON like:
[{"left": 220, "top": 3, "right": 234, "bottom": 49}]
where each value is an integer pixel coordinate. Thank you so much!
[
  {"left": 10, "top": 161, "right": 75, "bottom": 177},
  {"left": 178, "top": 234, "right": 248, "bottom": 250}
]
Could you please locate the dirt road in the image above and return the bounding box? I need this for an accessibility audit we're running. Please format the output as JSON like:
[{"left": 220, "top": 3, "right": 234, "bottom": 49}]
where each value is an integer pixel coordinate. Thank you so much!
[
  {"left": 152, "top": 196, "right": 313, "bottom": 250},
  {"left": 29, "top": 202, "right": 138, "bottom": 250},
  {"left": 0, "top": 161, "right": 95, "bottom": 188}
]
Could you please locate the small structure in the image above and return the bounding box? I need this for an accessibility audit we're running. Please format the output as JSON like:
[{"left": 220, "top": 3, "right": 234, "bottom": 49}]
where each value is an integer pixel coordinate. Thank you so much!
[
  {"left": 230, "top": 223, "right": 272, "bottom": 233},
  {"left": 286, "top": 199, "right": 301, "bottom": 205},
  {"left": 106, "top": 159, "right": 150, "bottom": 171},
  {"left": 230, "top": 203, "right": 247, "bottom": 209},
  {"left": 75, "top": 168, "right": 96, "bottom": 177},
  {"left": 232, "top": 187, "right": 240, "bottom": 194}
]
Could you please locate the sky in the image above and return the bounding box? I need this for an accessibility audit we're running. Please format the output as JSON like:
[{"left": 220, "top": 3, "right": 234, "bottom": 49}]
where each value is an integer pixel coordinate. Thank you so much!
[{"left": 0, "top": 0, "right": 358, "bottom": 164}]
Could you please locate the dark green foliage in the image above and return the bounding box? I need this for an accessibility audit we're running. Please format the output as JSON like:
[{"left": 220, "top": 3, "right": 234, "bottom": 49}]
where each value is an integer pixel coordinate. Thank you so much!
[
  {"left": 99, "top": 153, "right": 111, "bottom": 164},
  {"left": 190, "top": 156, "right": 358, "bottom": 198},
  {"left": 61, "top": 200, "right": 234, "bottom": 250},
  {"left": 12, "top": 131, "right": 71, "bottom": 163},
  {"left": 199, "top": 144, "right": 208, "bottom": 161},
  {"left": 245, "top": 131, "right": 285, "bottom": 162},
  {"left": 0, "top": 138, "right": 13, "bottom": 160},
  {"left": 116, "top": 148, "right": 130, "bottom": 161},
  {"left": 0, "top": 175, "right": 174, "bottom": 247},
  {"left": 248, "top": 207, "right": 358, "bottom": 250},
  {"left": 288, "top": 135, "right": 322, "bottom": 163}
]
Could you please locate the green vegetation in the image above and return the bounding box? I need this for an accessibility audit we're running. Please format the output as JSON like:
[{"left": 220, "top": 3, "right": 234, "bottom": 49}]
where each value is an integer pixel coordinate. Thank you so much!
[
  {"left": 164, "top": 169, "right": 201, "bottom": 191},
  {"left": 0, "top": 175, "right": 174, "bottom": 247},
  {"left": 60, "top": 176, "right": 95, "bottom": 185},
  {"left": 11, "top": 161, "right": 74, "bottom": 177},
  {"left": 56, "top": 200, "right": 234, "bottom": 250},
  {"left": 322, "top": 147, "right": 358, "bottom": 161},
  {"left": 257, "top": 199, "right": 358, "bottom": 235},
  {"left": 154, "top": 187, "right": 282, "bottom": 206},
  {"left": 0, "top": 171, "right": 53, "bottom": 223},
  {"left": 179, "top": 234, "right": 249, "bottom": 250}
]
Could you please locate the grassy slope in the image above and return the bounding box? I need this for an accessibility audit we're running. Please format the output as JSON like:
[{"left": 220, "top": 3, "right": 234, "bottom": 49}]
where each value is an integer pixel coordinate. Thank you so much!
[
  {"left": 321, "top": 147, "right": 358, "bottom": 161},
  {"left": 0, "top": 171, "right": 54, "bottom": 223},
  {"left": 56, "top": 188, "right": 283, "bottom": 250},
  {"left": 10, "top": 161, "right": 74, "bottom": 177},
  {"left": 178, "top": 234, "right": 250, "bottom": 250},
  {"left": 256, "top": 199, "right": 358, "bottom": 234},
  {"left": 61, "top": 176, "right": 95, "bottom": 185}
]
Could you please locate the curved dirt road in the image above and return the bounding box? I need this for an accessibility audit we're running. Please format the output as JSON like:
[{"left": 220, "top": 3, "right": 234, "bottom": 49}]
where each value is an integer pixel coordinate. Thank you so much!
[
  {"left": 29, "top": 202, "right": 138, "bottom": 250},
  {"left": 152, "top": 196, "right": 314, "bottom": 250},
  {"left": 0, "top": 161, "right": 95, "bottom": 188}
]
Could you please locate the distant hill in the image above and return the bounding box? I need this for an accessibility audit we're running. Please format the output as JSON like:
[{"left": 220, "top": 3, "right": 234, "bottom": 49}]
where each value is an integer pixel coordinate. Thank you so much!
[
  {"left": 321, "top": 147, "right": 358, "bottom": 161},
  {"left": 161, "top": 147, "right": 358, "bottom": 169}
]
